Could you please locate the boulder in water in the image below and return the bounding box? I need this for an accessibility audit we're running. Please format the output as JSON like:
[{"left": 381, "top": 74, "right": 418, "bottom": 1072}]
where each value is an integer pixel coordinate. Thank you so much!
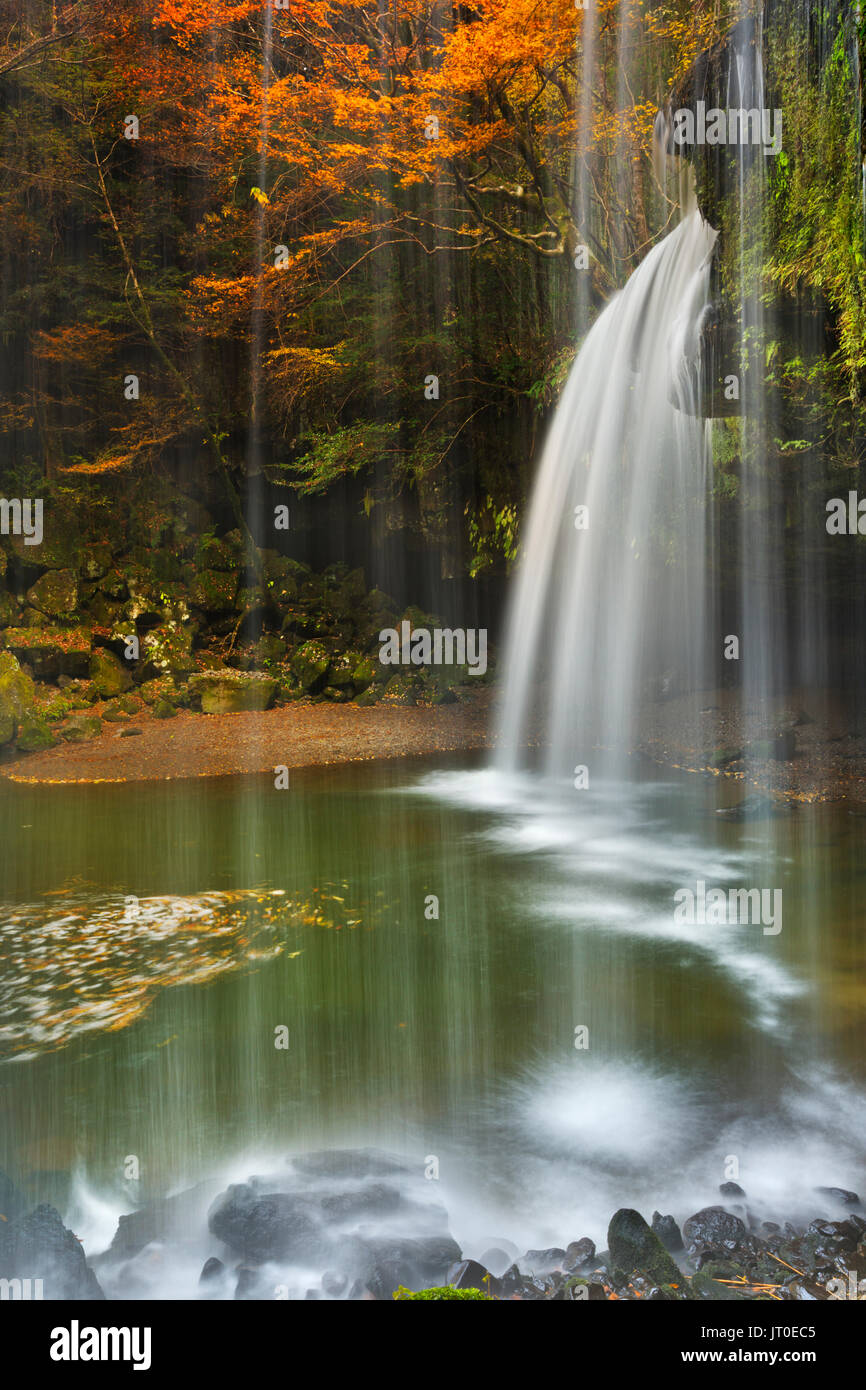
[
  {"left": 607, "top": 1208, "right": 682, "bottom": 1286},
  {"left": 0, "top": 1203, "right": 104, "bottom": 1299},
  {"left": 651, "top": 1212, "right": 684, "bottom": 1252},
  {"left": 208, "top": 1183, "right": 324, "bottom": 1262}
]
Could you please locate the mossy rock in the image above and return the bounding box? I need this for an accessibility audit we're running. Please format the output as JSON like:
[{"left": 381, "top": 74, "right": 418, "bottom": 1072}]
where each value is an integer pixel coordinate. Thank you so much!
[
  {"left": 380, "top": 673, "right": 421, "bottom": 706},
  {"left": 193, "top": 532, "right": 244, "bottom": 573},
  {"left": 354, "top": 687, "right": 380, "bottom": 707},
  {"left": 15, "top": 716, "right": 57, "bottom": 752},
  {"left": 351, "top": 654, "right": 378, "bottom": 691},
  {"left": 117, "top": 693, "right": 142, "bottom": 714},
  {"left": 141, "top": 624, "right": 195, "bottom": 677},
  {"left": 323, "top": 685, "right": 352, "bottom": 703},
  {"left": 607, "top": 1209, "right": 685, "bottom": 1290},
  {"left": 690, "top": 1270, "right": 748, "bottom": 1300},
  {"left": 190, "top": 568, "right": 238, "bottom": 612},
  {"left": 290, "top": 639, "right": 331, "bottom": 692},
  {"left": 101, "top": 703, "right": 129, "bottom": 723},
  {"left": 327, "top": 651, "right": 361, "bottom": 688},
  {"left": 1, "top": 626, "right": 91, "bottom": 680},
  {"left": 708, "top": 746, "right": 743, "bottom": 767},
  {"left": 137, "top": 676, "right": 180, "bottom": 707},
  {"left": 187, "top": 669, "right": 277, "bottom": 714},
  {"left": 0, "top": 590, "right": 20, "bottom": 627},
  {"left": 90, "top": 648, "right": 133, "bottom": 698},
  {"left": 153, "top": 698, "right": 178, "bottom": 719},
  {"left": 59, "top": 714, "right": 102, "bottom": 743},
  {"left": 0, "top": 651, "right": 36, "bottom": 745},
  {"left": 392, "top": 1285, "right": 493, "bottom": 1301},
  {"left": 252, "top": 633, "right": 286, "bottom": 665},
  {"left": 80, "top": 543, "right": 113, "bottom": 581}
]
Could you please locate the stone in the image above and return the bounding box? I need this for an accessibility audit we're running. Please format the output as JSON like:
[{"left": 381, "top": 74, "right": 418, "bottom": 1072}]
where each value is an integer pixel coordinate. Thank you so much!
[
  {"left": 607, "top": 1208, "right": 682, "bottom": 1286},
  {"left": 190, "top": 568, "right": 238, "bottom": 612},
  {"left": 90, "top": 648, "right": 133, "bottom": 698},
  {"left": 141, "top": 623, "right": 195, "bottom": 677},
  {"left": 719, "top": 1181, "right": 746, "bottom": 1198},
  {"left": 188, "top": 670, "right": 277, "bottom": 714},
  {"left": 26, "top": 568, "right": 78, "bottom": 617},
  {"left": 15, "top": 715, "right": 56, "bottom": 752},
  {"left": 0, "top": 651, "right": 35, "bottom": 745},
  {"left": 207, "top": 1184, "right": 323, "bottom": 1262},
  {"left": 2, "top": 625, "right": 91, "bottom": 680},
  {"left": 59, "top": 714, "right": 102, "bottom": 743},
  {"left": 290, "top": 639, "right": 331, "bottom": 692},
  {"left": 339, "top": 1234, "right": 462, "bottom": 1300},
  {"left": 815, "top": 1187, "right": 860, "bottom": 1207},
  {"left": 652, "top": 1212, "right": 684, "bottom": 1252},
  {"left": 0, "top": 1203, "right": 104, "bottom": 1300},
  {"left": 563, "top": 1237, "right": 597, "bottom": 1270},
  {"left": 153, "top": 698, "right": 177, "bottom": 719},
  {"left": 682, "top": 1206, "right": 749, "bottom": 1256},
  {"left": 445, "top": 1259, "right": 492, "bottom": 1291},
  {"left": 522, "top": 1247, "right": 567, "bottom": 1272}
]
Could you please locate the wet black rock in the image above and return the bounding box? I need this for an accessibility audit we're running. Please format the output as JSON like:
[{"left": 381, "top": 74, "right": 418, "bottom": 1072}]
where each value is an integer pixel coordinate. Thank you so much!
[
  {"left": 651, "top": 1212, "right": 684, "bottom": 1253},
  {"left": 683, "top": 1206, "right": 750, "bottom": 1260},
  {"left": 199, "top": 1257, "right": 225, "bottom": 1285},
  {"left": 719, "top": 1182, "right": 746, "bottom": 1198},
  {"left": 815, "top": 1186, "right": 860, "bottom": 1207},
  {"left": 208, "top": 1183, "right": 324, "bottom": 1262},
  {"left": 564, "top": 1237, "right": 597, "bottom": 1270},
  {"left": 445, "top": 1258, "right": 492, "bottom": 1291},
  {"left": 0, "top": 1203, "right": 104, "bottom": 1299},
  {"left": 319, "top": 1182, "right": 404, "bottom": 1224},
  {"left": 607, "top": 1208, "right": 682, "bottom": 1286}
]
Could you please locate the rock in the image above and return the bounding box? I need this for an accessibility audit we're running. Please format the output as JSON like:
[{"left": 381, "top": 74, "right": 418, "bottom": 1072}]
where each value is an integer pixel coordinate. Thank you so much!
[
  {"left": 691, "top": 1269, "right": 747, "bottom": 1299},
  {"left": 445, "top": 1259, "right": 492, "bottom": 1291},
  {"left": 719, "top": 1181, "right": 746, "bottom": 1198},
  {"left": 117, "top": 693, "right": 141, "bottom": 714},
  {"left": 100, "top": 703, "right": 129, "bottom": 723},
  {"left": 2, "top": 625, "right": 91, "bottom": 680},
  {"left": 682, "top": 1206, "right": 749, "bottom": 1257},
  {"left": 290, "top": 639, "right": 331, "bottom": 692},
  {"left": 339, "top": 1234, "right": 462, "bottom": 1299},
  {"left": 89, "top": 647, "right": 132, "bottom": 695},
  {"left": 190, "top": 569, "right": 238, "bottom": 612},
  {"left": 652, "top": 1212, "right": 684, "bottom": 1252},
  {"left": 319, "top": 1183, "right": 404, "bottom": 1224},
  {"left": 199, "top": 1257, "right": 225, "bottom": 1285},
  {"left": 607, "top": 1208, "right": 682, "bottom": 1286},
  {"left": 153, "top": 698, "right": 177, "bottom": 719},
  {"left": 119, "top": 726, "right": 143, "bottom": 737},
  {"left": 815, "top": 1187, "right": 860, "bottom": 1207},
  {"left": 59, "top": 714, "right": 102, "bottom": 743},
  {"left": 0, "top": 590, "right": 20, "bottom": 627},
  {"left": 322, "top": 1270, "right": 348, "bottom": 1298},
  {"left": 0, "top": 1203, "right": 104, "bottom": 1300},
  {"left": 188, "top": 670, "right": 277, "bottom": 714},
  {"left": 26, "top": 568, "right": 78, "bottom": 617},
  {"left": 380, "top": 672, "right": 420, "bottom": 706},
  {"left": 141, "top": 623, "right": 195, "bottom": 677},
  {"left": 563, "top": 1237, "right": 597, "bottom": 1270},
  {"left": 0, "top": 651, "right": 35, "bottom": 745},
  {"left": 109, "top": 1182, "right": 221, "bottom": 1261},
  {"left": 207, "top": 1184, "right": 323, "bottom": 1262},
  {"left": 15, "top": 715, "right": 56, "bottom": 752}
]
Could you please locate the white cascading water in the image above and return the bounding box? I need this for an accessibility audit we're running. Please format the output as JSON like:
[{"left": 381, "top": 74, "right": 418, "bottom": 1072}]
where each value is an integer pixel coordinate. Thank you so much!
[{"left": 497, "top": 200, "right": 718, "bottom": 777}]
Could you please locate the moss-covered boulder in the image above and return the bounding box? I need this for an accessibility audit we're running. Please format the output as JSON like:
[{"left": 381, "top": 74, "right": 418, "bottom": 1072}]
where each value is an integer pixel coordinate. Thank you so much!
[
  {"left": 380, "top": 673, "right": 420, "bottom": 706},
  {"left": 190, "top": 568, "right": 238, "bottom": 612},
  {"left": 26, "top": 568, "right": 79, "bottom": 618},
  {"left": 153, "top": 697, "right": 178, "bottom": 719},
  {"left": 252, "top": 633, "right": 286, "bottom": 665},
  {"left": 1, "top": 626, "right": 91, "bottom": 680},
  {"left": 101, "top": 703, "right": 129, "bottom": 723},
  {"left": 351, "top": 654, "right": 378, "bottom": 692},
  {"left": 90, "top": 648, "right": 133, "bottom": 698},
  {"left": 327, "top": 651, "right": 361, "bottom": 688},
  {"left": 0, "top": 652, "right": 36, "bottom": 745},
  {"left": 141, "top": 624, "right": 195, "bottom": 676},
  {"left": 187, "top": 669, "right": 277, "bottom": 713},
  {"left": 291, "top": 639, "right": 331, "bottom": 692},
  {"left": 193, "top": 532, "right": 244, "bottom": 573},
  {"left": 137, "top": 676, "right": 180, "bottom": 707},
  {"left": 59, "top": 713, "right": 103, "bottom": 742},
  {"left": 16, "top": 715, "right": 57, "bottom": 752},
  {"left": 0, "top": 590, "right": 20, "bottom": 627},
  {"left": 607, "top": 1209, "right": 684, "bottom": 1289}
]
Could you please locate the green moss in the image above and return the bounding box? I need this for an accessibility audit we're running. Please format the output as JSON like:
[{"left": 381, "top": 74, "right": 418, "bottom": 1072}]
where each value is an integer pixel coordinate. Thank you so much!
[{"left": 392, "top": 1285, "right": 494, "bottom": 1301}]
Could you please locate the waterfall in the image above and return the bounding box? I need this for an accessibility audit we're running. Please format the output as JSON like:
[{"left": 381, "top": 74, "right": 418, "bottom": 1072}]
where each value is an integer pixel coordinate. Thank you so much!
[{"left": 497, "top": 202, "right": 717, "bottom": 777}]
